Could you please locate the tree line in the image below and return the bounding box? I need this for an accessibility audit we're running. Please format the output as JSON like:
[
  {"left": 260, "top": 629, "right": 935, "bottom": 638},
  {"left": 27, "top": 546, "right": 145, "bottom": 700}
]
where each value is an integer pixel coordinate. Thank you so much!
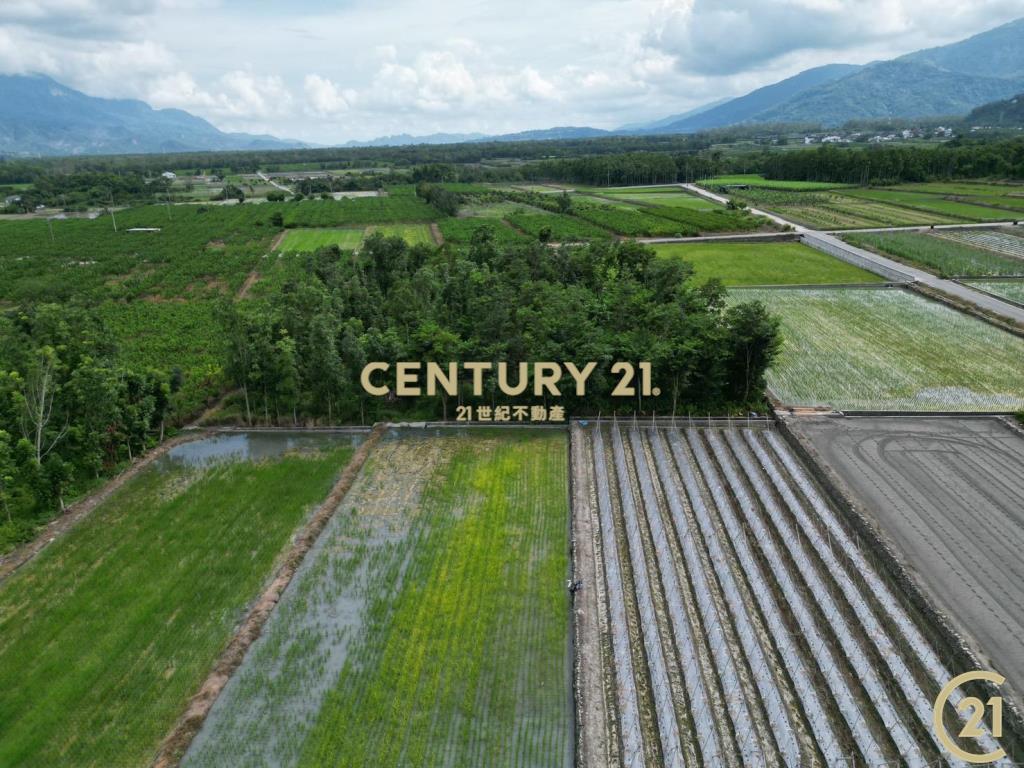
[
  {"left": 0, "top": 305, "right": 173, "bottom": 549},
  {"left": 217, "top": 233, "right": 781, "bottom": 428}
]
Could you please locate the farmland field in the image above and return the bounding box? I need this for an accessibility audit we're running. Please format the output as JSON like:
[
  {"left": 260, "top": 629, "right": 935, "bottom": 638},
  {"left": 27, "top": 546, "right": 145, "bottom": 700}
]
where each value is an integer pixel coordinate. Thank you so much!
[
  {"left": 185, "top": 429, "right": 572, "bottom": 768},
  {"left": 840, "top": 188, "right": 1014, "bottom": 222},
  {"left": 605, "top": 192, "right": 719, "bottom": 210},
  {"left": 963, "top": 278, "right": 1024, "bottom": 304},
  {"left": 368, "top": 223, "right": 436, "bottom": 245},
  {"left": 438, "top": 217, "right": 530, "bottom": 247},
  {"left": 728, "top": 286, "right": 1024, "bottom": 410},
  {"left": 791, "top": 416, "right": 1024, "bottom": 711},
  {"left": 843, "top": 231, "right": 1024, "bottom": 277},
  {"left": 0, "top": 432, "right": 359, "bottom": 768},
  {"left": 507, "top": 211, "right": 613, "bottom": 241},
  {"left": 572, "top": 421, "right": 1012, "bottom": 766},
  {"left": 279, "top": 227, "right": 366, "bottom": 252},
  {"left": 931, "top": 228, "right": 1024, "bottom": 261},
  {"left": 702, "top": 174, "right": 850, "bottom": 190},
  {"left": 723, "top": 188, "right": 953, "bottom": 229},
  {"left": 654, "top": 241, "right": 882, "bottom": 285}
]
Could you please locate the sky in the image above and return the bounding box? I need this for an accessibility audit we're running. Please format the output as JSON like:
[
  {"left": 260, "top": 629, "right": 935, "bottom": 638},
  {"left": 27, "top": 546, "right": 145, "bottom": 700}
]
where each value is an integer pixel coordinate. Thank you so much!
[{"left": 1, "top": 0, "right": 1022, "bottom": 144}]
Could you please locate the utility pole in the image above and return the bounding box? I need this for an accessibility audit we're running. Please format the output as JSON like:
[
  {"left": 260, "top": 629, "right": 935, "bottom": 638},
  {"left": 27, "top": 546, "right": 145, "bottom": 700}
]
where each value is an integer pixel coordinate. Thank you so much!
[
  {"left": 47, "top": 217, "right": 55, "bottom": 243},
  {"left": 109, "top": 193, "right": 118, "bottom": 232}
]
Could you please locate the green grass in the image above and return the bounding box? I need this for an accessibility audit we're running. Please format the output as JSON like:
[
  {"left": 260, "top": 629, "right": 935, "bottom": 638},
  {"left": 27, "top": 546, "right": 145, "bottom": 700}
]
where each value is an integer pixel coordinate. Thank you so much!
[
  {"left": 655, "top": 242, "right": 883, "bottom": 286},
  {"left": 368, "top": 223, "right": 436, "bottom": 246},
  {"left": 963, "top": 279, "right": 1024, "bottom": 304},
  {"left": 0, "top": 441, "right": 355, "bottom": 768},
  {"left": 458, "top": 201, "right": 547, "bottom": 218},
  {"left": 704, "top": 174, "right": 851, "bottom": 190},
  {"left": 843, "top": 231, "right": 1024, "bottom": 277},
  {"left": 279, "top": 227, "right": 365, "bottom": 252},
  {"left": 729, "top": 287, "right": 1024, "bottom": 411},
  {"left": 604, "top": 192, "right": 719, "bottom": 210},
  {"left": 186, "top": 431, "right": 572, "bottom": 767}
]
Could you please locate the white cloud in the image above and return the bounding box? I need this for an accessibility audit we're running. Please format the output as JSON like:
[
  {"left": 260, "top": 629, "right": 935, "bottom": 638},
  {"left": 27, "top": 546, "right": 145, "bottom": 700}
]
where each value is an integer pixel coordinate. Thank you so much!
[
  {"left": 304, "top": 73, "right": 355, "bottom": 116},
  {"left": 1, "top": 0, "right": 1022, "bottom": 142}
]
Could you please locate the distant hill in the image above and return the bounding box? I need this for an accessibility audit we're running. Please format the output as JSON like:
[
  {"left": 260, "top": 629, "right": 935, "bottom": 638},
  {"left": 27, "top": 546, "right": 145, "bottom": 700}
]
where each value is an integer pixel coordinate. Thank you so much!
[
  {"left": 618, "top": 97, "right": 732, "bottom": 132},
  {"left": 342, "top": 131, "right": 487, "bottom": 147},
  {"left": 482, "top": 126, "right": 611, "bottom": 142},
  {"left": 0, "top": 74, "right": 306, "bottom": 157},
  {"left": 659, "top": 64, "right": 861, "bottom": 132},
  {"left": 754, "top": 60, "right": 1024, "bottom": 125},
  {"left": 966, "top": 93, "right": 1024, "bottom": 127}
]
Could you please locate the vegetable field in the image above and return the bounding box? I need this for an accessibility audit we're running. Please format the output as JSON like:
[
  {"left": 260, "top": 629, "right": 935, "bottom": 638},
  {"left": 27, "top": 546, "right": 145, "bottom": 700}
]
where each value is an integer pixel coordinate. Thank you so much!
[
  {"left": 843, "top": 231, "right": 1024, "bottom": 277},
  {"left": 0, "top": 432, "right": 357, "bottom": 768},
  {"left": 728, "top": 287, "right": 1024, "bottom": 411},
  {"left": 185, "top": 428, "right": 573, "bottom": 768},
  {"left": 654, "top": 241, "right": 882, "bottom": 285},
  {"left": 572, "top": 422, "right": 1012, "bottom": 766},
  {"left": 703, "top": 174, "right": 850, "bottom": 190},
  {"left": 964, "top": 279, "right": 1024, "bottom": 304}
]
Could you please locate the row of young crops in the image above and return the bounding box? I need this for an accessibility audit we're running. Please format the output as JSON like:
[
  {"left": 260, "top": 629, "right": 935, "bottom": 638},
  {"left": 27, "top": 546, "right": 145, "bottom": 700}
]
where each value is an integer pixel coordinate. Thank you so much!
[{"left": 572, "top": 422, "right": 1012, "bottom": 767}]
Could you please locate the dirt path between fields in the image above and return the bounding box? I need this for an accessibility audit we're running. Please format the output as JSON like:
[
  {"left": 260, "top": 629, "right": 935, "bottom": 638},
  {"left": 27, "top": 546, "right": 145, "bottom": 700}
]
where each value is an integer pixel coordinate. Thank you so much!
[
  {"left": 150, "top": 422, "right": 388, "bottom": 768},
  {"left": 0, "top": 431, "right": 207, "bottom": 585},
  {"left": 269, "top": 230, "right": 286, "bottom": 251},
  {"left": 236, "top": 271, "right": 260, "bottom": 299},
  {"left": 430, "top": 222, "right": 444, "bottom": 245}
]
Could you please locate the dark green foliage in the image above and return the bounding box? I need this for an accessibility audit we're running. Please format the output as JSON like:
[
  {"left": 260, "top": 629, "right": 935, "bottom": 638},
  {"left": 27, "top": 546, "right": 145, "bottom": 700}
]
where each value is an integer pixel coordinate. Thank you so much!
[{"left": 218, "top": 237, "right": 780, "bottom": 427}]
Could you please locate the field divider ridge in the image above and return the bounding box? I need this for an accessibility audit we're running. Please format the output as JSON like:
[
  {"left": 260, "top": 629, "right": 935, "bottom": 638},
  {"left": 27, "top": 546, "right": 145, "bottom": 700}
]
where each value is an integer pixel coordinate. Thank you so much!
[{"left": 150, "top": 421, "right": 389, "bottom": 768}]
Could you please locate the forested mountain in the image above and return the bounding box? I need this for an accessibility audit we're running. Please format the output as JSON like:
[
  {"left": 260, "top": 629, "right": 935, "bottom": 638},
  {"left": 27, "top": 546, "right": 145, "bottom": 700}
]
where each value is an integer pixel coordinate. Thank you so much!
[
  {"left": 966, "top": 93, "right": 1024, "bottom": 127},
  {"left": 900, "top": 17, "right": 1024, "bottom": 79},
  {"left": 0, "top": 74, "right": 305, "bottom": 157},
  {"left": 754, "top": 60, "right": 1024, "bottom": 125},
  {"left": 658, "top": 64, "right": 862, "bottom": 132}
]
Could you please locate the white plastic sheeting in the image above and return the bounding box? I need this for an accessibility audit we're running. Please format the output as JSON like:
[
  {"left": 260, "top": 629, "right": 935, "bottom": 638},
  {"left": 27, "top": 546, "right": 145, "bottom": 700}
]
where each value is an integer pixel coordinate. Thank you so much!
[
  {"left": 608, "top": 426, "right": 687, "bottom": 768},
  {"left": 591, "top": 426, "right": 647, "bottom": 768},
  {"left": 761, "top": 430, "right": 1011, "bottom": 767}
]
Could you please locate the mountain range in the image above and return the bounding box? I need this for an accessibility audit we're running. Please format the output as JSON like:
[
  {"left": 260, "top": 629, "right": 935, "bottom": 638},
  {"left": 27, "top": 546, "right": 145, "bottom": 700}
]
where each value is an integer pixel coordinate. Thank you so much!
[
  {"left": 0, "top": 74, "right": 308, "bottom": 156},
  {"left": 0, "top": 16, "right": 1022, "bottom": 156}
]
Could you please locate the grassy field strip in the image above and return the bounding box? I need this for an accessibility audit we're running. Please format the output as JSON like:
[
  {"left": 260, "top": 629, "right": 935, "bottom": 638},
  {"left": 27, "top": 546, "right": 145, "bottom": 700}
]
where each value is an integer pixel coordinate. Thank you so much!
[
  {"left": 187, "top": 430, "right": 573, "bottom": 768},
  {"left": 0, "top": 435, "right": 357, "bottom": 767},
  {"left": 962, "top": 279, "right": 1024, "bottom": 304},
  {"left": 279, "top": 227, "right": 365, "bottom": 252},
  {"left": 842, "top": 231, "right": 1024, "bottom": 277},
  {"left": 703, "top": 175, "right": 851, "bottom": 191},
  {"left": 728, "top": 287, "right": 1024, "bottom": 411},
  {"left": 654, "top": 241, "right": 883, "bottom": 286},
  {"left": 367, "top": 223, "right": 436, "bottom": 246}
]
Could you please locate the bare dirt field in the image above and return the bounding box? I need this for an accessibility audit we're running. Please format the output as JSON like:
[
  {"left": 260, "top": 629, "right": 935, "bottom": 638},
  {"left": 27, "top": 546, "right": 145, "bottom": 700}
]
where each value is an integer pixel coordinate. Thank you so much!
[{"left": 790, "top": 416, "right": 1024, "bottom": 714}]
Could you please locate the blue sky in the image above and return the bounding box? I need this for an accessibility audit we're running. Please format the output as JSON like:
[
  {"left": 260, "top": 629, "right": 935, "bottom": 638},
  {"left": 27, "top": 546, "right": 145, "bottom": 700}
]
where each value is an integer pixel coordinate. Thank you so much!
[{"left": 1, "top": 0, "right": 1022, "bottom": 143}]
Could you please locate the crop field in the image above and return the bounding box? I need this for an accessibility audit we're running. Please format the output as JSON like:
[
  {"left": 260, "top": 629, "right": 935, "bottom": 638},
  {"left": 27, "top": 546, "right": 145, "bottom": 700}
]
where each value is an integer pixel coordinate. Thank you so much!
[
  {"left": 963, "top": 278, "right": 1024, "bottom": 304},
  {"left": 791, "top": 416, "right": 1024, "bottom": 711},
  {"left": 931, "top": 228, "right": 1024, "bottom": 261},
  {"left": 605, "top": 192, "right": 719, "bottom": 210},
  {"left": 0, "top": 432, "right": 357, "bottom": 768},
  {"left": 703, "top": 174, "right": 851, "bottom": 190},
  {"left": 279, "top": 227, "right": 366, "bottom": 252},
  {"left": 653, "top": 241, "right": 882, "bottom": 285},
  {"left": 572, "top": 421, "right": 1012, "bottom": 767},
  {"left": 507, "top": 211, "right": 613, "bottom": 241},
  {"left": 458, "top": 201, "right": 548, "bottom": 218},
  {"left": 728, "top": 286, "right": 1024, "bottom": 411},
  {"left": 723, "top": 189, "right": 953, "bottom": 229},
  {"left": 438, "top": 217, "right": 530, "bottom": 247},
  {"left": 840, "top": 189, "right": 1013, "bottom": 222},
  {"left": 367, "top": 223, "right": 437, "bottom": 245},
  {"left": 185, "top": 429, "right": 572, "bottom": 768},
  {"left": 843, "top": 231, "right": 1024, "bottom": 277}
]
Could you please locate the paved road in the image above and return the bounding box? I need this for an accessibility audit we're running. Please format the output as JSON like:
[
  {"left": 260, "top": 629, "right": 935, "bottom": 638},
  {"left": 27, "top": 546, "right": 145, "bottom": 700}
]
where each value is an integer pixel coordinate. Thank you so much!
[
  {"left": 256, "top": 171, "right": 293, "bottom": 195},
  {"left": 791, "top": 416, "right": 1024, "bottom": 711},
  {"left": 681, "top": 183, "right": 1024, "bottom": 324}
]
